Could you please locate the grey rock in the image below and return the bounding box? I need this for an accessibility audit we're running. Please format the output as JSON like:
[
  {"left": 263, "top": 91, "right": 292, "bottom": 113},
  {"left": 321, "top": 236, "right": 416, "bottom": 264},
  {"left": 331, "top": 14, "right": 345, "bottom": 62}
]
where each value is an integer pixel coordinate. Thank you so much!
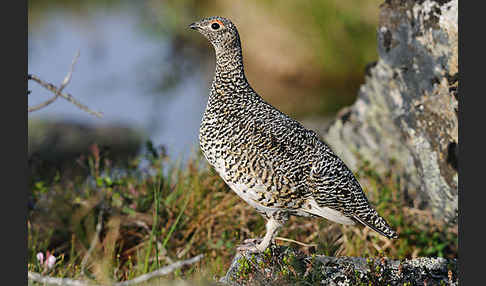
[
  {"left": 323, "top": 0, "right": 458, "bottom": 224},
  {"left": 221, "top": 246, "right": 457, "bottom": 286}
]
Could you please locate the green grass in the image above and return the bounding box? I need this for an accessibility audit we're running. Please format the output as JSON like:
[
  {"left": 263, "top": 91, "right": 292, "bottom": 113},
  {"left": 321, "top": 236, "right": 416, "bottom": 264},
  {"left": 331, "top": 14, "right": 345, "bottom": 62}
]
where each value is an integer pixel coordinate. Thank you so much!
[{"left": 28, "top": 143, "right": 457, "bottom": 285}]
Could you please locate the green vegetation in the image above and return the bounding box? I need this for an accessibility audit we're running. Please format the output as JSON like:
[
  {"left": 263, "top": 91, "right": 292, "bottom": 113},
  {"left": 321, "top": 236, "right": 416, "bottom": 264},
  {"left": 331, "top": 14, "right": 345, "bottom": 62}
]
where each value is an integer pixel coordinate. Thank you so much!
[{"left": 28, "top": 142, "right": 457, "bottom": 284}]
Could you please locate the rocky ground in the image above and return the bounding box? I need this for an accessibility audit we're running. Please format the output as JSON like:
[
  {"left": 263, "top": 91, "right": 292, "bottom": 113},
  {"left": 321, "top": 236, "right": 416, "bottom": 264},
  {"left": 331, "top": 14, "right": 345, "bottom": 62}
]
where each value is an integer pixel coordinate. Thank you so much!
[{"left": 221, "top": 245, "right": 457, "bottom": 286}]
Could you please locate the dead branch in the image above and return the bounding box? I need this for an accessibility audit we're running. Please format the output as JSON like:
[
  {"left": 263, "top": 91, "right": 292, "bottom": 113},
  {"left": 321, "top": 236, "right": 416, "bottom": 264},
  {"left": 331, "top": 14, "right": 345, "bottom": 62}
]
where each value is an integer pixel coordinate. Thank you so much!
[
  {"left": 28, "top": 51, "right": 103, "bottom": 118},
  {"left": 28, "top": 50, "right": 79, "bottom": 112},
  {"left": 59, "top": 50, "right": 80, "bottom": 92},
  {"left": 27, "top": 254, "right": 204, "bottom": 286},
  {"left": 114, "top": 254, "right": 203, "bottom": 286},
  {"left": 28, "top": 272, "right": 93, "bottom": 286}
]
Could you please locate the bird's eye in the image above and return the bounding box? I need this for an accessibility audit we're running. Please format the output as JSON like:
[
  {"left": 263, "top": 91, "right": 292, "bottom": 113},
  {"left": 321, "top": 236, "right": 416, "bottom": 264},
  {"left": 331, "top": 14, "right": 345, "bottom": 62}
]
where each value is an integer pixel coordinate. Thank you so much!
[{"left": 211, "top": 22, "right": 220, "bottom": 30}]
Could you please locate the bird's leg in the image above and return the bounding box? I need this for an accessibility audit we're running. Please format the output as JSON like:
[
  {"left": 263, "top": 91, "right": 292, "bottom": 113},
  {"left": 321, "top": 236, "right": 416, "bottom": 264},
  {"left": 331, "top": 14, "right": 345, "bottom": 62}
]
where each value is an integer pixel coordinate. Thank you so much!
[
  {"left": 237, "top": 218, "right": 282, "bottom": 253},
  {"left": 241, "top": 212, "right": 269, "bottom": 245},
  {"left": 256, "top": 218, "right": 282, "bottom": 251}
]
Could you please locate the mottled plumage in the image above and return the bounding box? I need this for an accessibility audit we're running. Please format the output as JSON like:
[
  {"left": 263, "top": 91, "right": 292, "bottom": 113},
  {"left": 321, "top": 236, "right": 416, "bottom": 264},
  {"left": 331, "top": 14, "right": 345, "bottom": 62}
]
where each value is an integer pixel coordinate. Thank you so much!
[{"left": 190, "top": 17, "right": 397, "bottom": 252}]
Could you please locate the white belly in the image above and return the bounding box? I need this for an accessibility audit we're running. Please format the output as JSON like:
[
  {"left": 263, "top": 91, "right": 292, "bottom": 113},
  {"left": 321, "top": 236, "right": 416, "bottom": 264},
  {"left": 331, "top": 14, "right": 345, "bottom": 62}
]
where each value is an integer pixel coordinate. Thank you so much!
[
  {"left": 210, "top": 158, "right": 354, "bottom": 225},
  {"left": 213, "top": 158, "right": 279, "bottom": 214}
]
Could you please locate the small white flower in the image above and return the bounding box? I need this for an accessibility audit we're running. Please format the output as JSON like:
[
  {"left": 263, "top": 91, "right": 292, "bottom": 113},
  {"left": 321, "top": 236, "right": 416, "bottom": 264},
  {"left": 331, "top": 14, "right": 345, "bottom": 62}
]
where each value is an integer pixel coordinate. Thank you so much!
[
  {"left": 46, "top": 254, "right": 56, "bottom": 269},
  {"left": 36, "top": 252, "right": 44, "bottom": 264}
]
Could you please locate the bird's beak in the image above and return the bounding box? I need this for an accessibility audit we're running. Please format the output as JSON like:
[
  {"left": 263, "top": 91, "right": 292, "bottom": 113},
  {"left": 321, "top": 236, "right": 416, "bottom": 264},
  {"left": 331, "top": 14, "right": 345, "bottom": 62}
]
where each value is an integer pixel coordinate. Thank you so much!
[{"left": 189, "top": 22, "right": 199, "bottom": 30}]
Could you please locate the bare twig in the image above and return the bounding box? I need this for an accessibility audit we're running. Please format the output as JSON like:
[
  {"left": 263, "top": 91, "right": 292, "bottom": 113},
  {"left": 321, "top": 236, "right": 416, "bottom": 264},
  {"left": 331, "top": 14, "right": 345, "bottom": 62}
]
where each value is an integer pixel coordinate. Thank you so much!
[
  {"left": 28, "top": 272, "right": 93, "bottom": 286},
  {"left": 28, "top": 254, "right": 204, "bottom": 286},
  {"left": 115, "top": 254, "right": 203, "bottom": 286},
  {"left": 28, "top": 90, "right": 61, "bottom": 112},
  {"left": 28, "top": 50, "right": 80, "bottom": 112},
  {"left": 81, "top": 208, "right": 104, "bottom": 274},
  {"left": 28, "top": 51, "right": 103, "bottom": 118},
  {"left": 59, "top": 50, "right": 80, "bottom": 92}
]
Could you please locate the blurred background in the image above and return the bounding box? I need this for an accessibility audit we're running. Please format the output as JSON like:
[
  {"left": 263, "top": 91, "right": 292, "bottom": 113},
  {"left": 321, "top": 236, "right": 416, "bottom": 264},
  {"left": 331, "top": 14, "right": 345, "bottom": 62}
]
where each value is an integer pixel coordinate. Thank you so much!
[{"left": 28, "top": 0, "right": 382, "bottom": 165}]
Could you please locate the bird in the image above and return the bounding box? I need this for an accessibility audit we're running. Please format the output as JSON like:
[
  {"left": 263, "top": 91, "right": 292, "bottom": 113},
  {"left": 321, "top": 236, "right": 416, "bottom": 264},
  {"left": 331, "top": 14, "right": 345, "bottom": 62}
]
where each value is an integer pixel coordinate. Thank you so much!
[{"left": 189, "top": 16, "right": 398, "bottom": 253}]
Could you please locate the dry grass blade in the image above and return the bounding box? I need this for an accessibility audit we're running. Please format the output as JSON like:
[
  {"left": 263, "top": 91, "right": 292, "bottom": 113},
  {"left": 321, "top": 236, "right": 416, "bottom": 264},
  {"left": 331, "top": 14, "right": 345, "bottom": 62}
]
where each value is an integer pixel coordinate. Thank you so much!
[
  {"left": 81, "top": 208, "right": 104, "bottom": 274},
  {"left": 274, "top": 237, "right": 317, "bottom": 248}
]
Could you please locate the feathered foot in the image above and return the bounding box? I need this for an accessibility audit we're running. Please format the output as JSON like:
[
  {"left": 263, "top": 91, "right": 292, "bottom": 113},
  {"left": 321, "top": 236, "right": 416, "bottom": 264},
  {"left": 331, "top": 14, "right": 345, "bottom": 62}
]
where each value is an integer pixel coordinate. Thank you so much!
[{"left": 236, "top": 218, "right": 281, "bottom": 253}]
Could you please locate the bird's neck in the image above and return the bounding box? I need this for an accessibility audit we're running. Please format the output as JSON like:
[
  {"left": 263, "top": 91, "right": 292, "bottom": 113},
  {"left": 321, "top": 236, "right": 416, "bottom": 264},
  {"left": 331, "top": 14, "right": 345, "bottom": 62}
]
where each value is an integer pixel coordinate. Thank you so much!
[
  {"left": 215, "top": 46, "right": 245, "bottom": 74},
  {"left": 212, "top": 40, "right": 248, "bottom": 90},
  {"left": 206, "top": 37, "right": 260, "bottom": 112},
  {"left": 210, "top": 47, "right": 252, "bottom": 109}
]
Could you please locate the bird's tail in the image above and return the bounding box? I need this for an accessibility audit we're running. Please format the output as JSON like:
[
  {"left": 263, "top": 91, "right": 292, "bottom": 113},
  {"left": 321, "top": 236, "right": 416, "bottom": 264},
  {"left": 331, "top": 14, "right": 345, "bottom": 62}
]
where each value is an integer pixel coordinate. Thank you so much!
[{"left": 353, "top": 209, "right": 398, "bottom": 239}]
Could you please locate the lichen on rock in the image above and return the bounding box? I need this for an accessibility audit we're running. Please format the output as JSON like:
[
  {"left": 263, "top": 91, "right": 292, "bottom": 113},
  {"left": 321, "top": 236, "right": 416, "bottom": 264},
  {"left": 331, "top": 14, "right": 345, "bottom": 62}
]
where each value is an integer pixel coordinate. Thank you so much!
[
  {"left": 221, "top": 246, "right": 458, "bottom": 286},
  {"left": 323, "top": 0, "right": 458, "bottom": 224}
]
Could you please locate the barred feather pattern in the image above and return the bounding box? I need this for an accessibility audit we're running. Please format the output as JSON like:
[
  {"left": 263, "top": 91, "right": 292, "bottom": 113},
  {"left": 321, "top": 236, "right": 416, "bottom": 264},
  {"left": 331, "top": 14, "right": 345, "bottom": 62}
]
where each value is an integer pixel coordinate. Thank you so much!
[{"left": 196, "top": 16, "right": 397, "bottom": 239}]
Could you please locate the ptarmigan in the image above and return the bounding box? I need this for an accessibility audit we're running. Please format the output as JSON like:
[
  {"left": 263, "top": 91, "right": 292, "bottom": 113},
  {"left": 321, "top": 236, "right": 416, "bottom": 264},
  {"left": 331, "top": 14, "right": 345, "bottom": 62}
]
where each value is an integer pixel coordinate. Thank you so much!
[{"left": 190, "top": 16, "right": 398, "bottom": 253}]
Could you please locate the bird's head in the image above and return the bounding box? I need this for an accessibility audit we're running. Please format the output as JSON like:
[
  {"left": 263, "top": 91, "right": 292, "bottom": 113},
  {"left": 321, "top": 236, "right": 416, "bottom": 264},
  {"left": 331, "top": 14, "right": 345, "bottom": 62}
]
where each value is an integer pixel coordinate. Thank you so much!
[{"left": 189, "top": 17, "right": 240, "bottom": 53}]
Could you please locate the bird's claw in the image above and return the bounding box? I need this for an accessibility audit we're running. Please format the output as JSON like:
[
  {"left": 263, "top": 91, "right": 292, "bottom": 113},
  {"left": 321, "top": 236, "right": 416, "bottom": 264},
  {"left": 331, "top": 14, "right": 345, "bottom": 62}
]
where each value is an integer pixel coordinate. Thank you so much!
[
  {"left": 237, "top": 238, "right": 264, "bottom": 253},
  {"left": 243, "top": 238, "right": 262, "bottom": 244},
  {"left": 236, "top": 243, "right": 262, "bottom": 253}
]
